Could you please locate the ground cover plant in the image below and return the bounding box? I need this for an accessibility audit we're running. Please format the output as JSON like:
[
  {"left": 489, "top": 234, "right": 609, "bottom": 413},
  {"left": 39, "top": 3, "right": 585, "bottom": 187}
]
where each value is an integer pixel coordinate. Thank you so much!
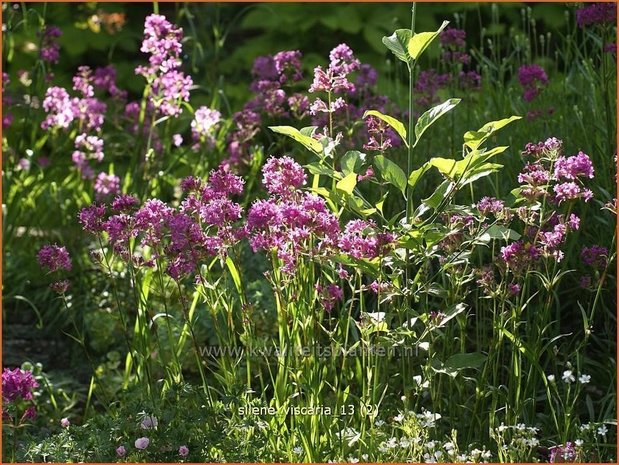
[{"left": 2, "top": 1, "right": 617, "bottom": 463}]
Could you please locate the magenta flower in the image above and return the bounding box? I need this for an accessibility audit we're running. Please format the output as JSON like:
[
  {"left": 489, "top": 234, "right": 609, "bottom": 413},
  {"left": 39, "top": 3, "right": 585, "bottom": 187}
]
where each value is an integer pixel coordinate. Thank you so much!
[
  {"left": 94, "top": 173, "right": 120, "bottom": 199},
  {"left": 191, "top": 106, "right": 221, "bottom": 144},
  {"left": 41, "top": 86, "right": 75, "bottom": 130},
  {"left": 476, "top": 197, "right": 504, "bottom": 216},
  {"left": 179, "top": 445, "right": 189, "bottom": 457},
  {"left": 549, "top": 442, "right": 577, "bottom": 463},
  {"left": 554, "top": 152, "right": 595, "bottom": 180},
  {"left": 50, "top": 280, "right": 71, "bottom": 294},
  {"left": 262, "top": 156, "right": 307, "bottom": 197},
  {"left": 581, "top": 245, "right": 608, "bottom": 269},
  {"left": 38, "top": 244, "right": 72, "bottom": 272},
  {"left": 522, "top": 137, "right": 563, "bottom": 158},
  {"left": 39, "top": 25, "right": 62, "bottom": 64},
  {"left": 338, "top": 220, "right": 396, "bottom": 260},
  {"left": 518, "top": 64, "right": 548, "bottom": 102},
  {"left": 60, "top": 417, "right": 70, "bottom": 428},
  {"left": 576, "top": 2, "right": 617, "bottom": 28},
  {"left": 2, "top": 368, "right": 39, "bottom": 403}
]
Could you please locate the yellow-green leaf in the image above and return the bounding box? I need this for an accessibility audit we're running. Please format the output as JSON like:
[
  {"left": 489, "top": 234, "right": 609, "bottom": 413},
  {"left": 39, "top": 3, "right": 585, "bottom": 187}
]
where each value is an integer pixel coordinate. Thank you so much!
[
  {"left": 336, "top": 172, "right": 357, "bottom": 195},
  {"left": 407, "top": 21, "right": 449, "bottom": 60},
  {"left": 269, "top": 125, "right": 323, "bottom": 154},
  {"left": 363, "top": 110, "right": 408, "bottom": 148}
]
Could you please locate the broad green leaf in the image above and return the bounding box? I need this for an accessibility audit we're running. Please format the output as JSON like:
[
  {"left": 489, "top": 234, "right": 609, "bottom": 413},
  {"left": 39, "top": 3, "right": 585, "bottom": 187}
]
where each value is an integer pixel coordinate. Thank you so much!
[
  {"left": 374, "top": 155, "right": 407, "bottom": 194},
  {"left": 340, "top": 150, "right": 365, "bottom": 176},
  {"left": 429, "top": 157, "right": 457, "bottom": 177},
  {"left": 336, "top": 172, "right": 357, "bottom": 195},
  {"left": 459, "top": 163, "right": 503, "bottom": 185},
  {"left": 305, "top": 162, "right": 342, "bottom": 179},
  {"left": 382, "top": 29, "right": 412, "bottom": 63},
  {"left": 269, "top": 125, "right": 323, "bottom": 154},
  {"left": 444, "top": 352, "right": 487, "bottom": 370},
  {"left": 408, "top": 162, "right": 430, "bottom": 189},
  {"left": 363, "top": 110, "right": 408, "bottom": 147},
  {"left": 478, "top": 225, "right": 521, "bottom": 242},
  {"left": 407, "top": 21, "right": 449, "bottom": 60},
  {"left": 415, "top": 98, "right": 461, "bottom": 144},
  {"left": 300, "top": 126, "right": 318, "bottom": 137},
  {"left": 423, "top": 180, "right": 453, "bottom": 209},
  {"left": 463, "top": 116, "right": 521, "bottom": 150}
]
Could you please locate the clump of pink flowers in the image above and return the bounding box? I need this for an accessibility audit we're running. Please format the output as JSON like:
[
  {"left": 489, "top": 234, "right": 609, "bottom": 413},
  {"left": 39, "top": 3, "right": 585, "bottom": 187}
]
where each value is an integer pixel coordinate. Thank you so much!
[
  {"left": 2, "top": 368, "right": 39, "bottom": 423},
  {"left": 37, "top": 244, "right": 72, "bottom": 272},
  {"left": 136, "top": 14, "right": 193, "bottom": 117},
  {"left": 576, "top": 2, "right": 617, "bottom": 28},
  {"left": 518, "top": 64, "right": 548, "bottom": 102}
]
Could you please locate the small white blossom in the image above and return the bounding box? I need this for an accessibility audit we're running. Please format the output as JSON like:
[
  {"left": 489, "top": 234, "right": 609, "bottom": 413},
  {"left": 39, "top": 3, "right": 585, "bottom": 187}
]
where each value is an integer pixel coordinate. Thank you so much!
[
  {"left": 562, "top": 370, "right": 575, "bottom": 383},
  {"left": 293, "top": 446, "right": 303, "bottom": 455},
  {"left": 547, "top": 374, "right": 556, "bottom": 383},
  {"left": 575, "top": 439, "right": 584, "bottom": 447},
  {"left": 578, "top": 374, "right": 591, "bottom": 384},
  {"left": 393, "top": 413, "right": 405, "bottom": 423},
  {"left": 597, "top": 424, "right": 608, "bottom": 437}
]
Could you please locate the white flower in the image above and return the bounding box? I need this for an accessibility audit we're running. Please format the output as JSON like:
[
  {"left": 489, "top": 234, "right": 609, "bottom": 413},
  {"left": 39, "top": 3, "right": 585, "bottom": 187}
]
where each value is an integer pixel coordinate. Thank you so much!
[
  {"left": 347, "top": 457, "right": 359, "bottom": 463},
  {"left": 400, "top": 438, "right": 411, "bottom": 448},
  {"left": 361, "top": 454, "right": 369, "bottom": 461},
  {"left": 293, "top": 446, "right": 303, "bottom": 455},
  {"left": 597, "top": 424, "right": 608, "bottom": 437},
  {"left": 547, "top": 374, "right": 556, "bottom": 383},
  {"left": 393, "top": 413, "right": 404, "bottom": 423},
  {"left": 375, "top": 419, "right": 385, "bottom": 427},
  {"left": 470, "top": 448, "right": 482, "bottom": 458},
  {"left": 426, "top": 440, "right": 436, "bottom": 450},
  {"left": 578, "top": 374, "right": 591, "bottom": 384},
  {"left": 580, "top": 423, "right": 592, "bottom": 432},
  {"left": 443, "top": 441, "right": 455, "bottom": 450},
  {"left": 575, "top": 439, "right": 584, "bottom": 447},
  {"left": 481, "top": 449, "right": 492, "bottom": 459},
  {"left": 562, "top": 370, "right": 575, "bottom": 383}
]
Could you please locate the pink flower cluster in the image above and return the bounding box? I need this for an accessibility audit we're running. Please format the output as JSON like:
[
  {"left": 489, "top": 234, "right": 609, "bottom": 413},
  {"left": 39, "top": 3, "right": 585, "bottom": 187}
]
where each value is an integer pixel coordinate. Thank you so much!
[
  {"left": 517, "top": 137, "right": 594, "bottom": 204},
  {"left": 191, "top": 106, "right": 221, "bottom": 148},
  {"left": 2, "top": 368, "right": 39, "bottom": 403},
  {"left": 39, "top": 25, "right": 62, "bottom": 64},
  {"left": 518, "top": 64, "right": 548, "bottom": 102},
  {"left": 136, "top": 14, "right": 193, "bottom": 117},
  {"left": 576, "top": 2, "right": 617, "bottom": 28},
  {"left": 439, "top": 27, "right": 470, "bottom": 64},
  {"left": 80, "top": 169, "right": 245, "bottom": 280},
  {"left": 247, "top": 156, "right": 397, "bottom": 275},
  {"left": 37, "top": 244, "right": 72, "bottom": 272}
]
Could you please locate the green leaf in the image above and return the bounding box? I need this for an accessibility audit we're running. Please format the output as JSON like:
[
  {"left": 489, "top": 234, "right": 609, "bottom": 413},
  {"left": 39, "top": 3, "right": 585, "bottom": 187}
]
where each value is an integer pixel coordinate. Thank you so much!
[
  {"left": 444, "top": 352, "right": 487, "bottom": 370},
  {"left": 363, "top": 110, "right": 408, "bottom": 147},
  {"left": 478, "top": 225, "right": 521, "bottom": 242},
  {"left": 340, "top": 150, "right": 365, "bottom": 176},
  {"left": 408, "top": 162, "right": 430, "bottom": 189},
  {"left": 415, "top": 98, "right": 461, "bottom": 145},
  {"left": 429, "top": 157, "right": 457, "bottom": 178},
  {"left": 336, "top": 172, "right": 358, "bottom": 195},
  {"left": 422, "top": 180, "right": 453, "bottom": 209},
  {"left": 463, "top": 116, "right": 521, "bottom": 150},
  {"left": 374, "top": 155, "right": 407, "bottom": 194},
  {"left": 382, "top": 29, "right": 412, "bottom": 63},
  {"left": 269, "top": 125, "right": 323, "bottom": 154},
  {"left": 305, "top": 162, "right": 342, "bottom": 179},
  {"left": 407, "top": 21, "right": 449, "bottom": 60}
]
